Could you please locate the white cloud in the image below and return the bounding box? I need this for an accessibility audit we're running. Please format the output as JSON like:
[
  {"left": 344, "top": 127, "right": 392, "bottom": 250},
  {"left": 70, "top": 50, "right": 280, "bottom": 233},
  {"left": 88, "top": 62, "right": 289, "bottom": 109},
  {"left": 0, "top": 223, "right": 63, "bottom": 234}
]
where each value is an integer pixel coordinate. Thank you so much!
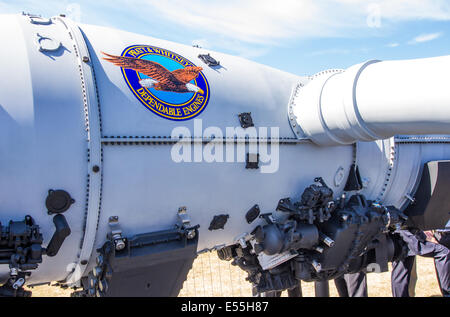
[
  {"left": 387, "top": 42, "right": 400, "bottom": 48},
  {"left": 1, "top": 0, "right": 448, "bottom": 60},
  {"left": 132, "top": 0, "right": 450, "bottom": 44},
  {"left": 408, "top": 32, "right": 443, "bottom": 44},
  {"left": 66, "top": 3, "right": 82, "bottom": 23},
  {"left": 0, "top": 2, "right": 18, "bottom": 13},
  {"left": 2, "top": 1, "right": 450, "bottom": 43},
  {"left": 307, "top": 48, "right": 351, "bottom": 57}
]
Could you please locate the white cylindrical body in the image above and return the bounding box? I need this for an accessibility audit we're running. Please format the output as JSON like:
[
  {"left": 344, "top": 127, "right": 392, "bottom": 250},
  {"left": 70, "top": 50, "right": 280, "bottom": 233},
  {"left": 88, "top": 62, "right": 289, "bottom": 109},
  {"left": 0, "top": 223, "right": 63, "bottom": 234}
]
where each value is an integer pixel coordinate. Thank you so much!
[
  {"left": 0, "top": 14, "right": 449, "bottom": 286},
  {"left": 293, "top": 57, "right": 450, "bottom": 146}
]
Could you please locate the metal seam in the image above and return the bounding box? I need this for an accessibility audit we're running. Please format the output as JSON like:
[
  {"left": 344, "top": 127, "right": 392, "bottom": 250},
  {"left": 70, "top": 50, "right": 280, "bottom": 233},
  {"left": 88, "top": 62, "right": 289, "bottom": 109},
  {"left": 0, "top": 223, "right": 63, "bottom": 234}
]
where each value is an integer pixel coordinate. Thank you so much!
[
  {"left": 59, "top": 16, "right": 103, "bottom": 284},
  {"left": 349, "top": 60, "right": 382, "bottom": 141},
  {"left": 289, "top": 69, "right": 344, "bottom": 140},
  {"left": 376, "top": 139, "right": 397, "bottom": 202}
]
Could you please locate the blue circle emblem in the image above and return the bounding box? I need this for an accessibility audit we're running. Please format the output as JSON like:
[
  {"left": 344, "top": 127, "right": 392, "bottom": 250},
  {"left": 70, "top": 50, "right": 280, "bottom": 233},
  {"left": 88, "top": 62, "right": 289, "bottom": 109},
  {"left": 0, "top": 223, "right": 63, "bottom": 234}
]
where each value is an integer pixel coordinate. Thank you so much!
[{"left": 118, "top": 45, "right": 210, "bottom": 121}]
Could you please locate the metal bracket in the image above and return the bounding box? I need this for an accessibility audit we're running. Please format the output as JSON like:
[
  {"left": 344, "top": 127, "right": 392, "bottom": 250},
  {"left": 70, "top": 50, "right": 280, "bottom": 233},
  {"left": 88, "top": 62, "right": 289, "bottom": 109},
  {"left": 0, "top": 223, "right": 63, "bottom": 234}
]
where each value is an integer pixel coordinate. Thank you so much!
[
  {"left": 238, "top": 112, "right": 254, "bottom": 129},
  {"left": 245, "top": 204, "right": 261, "bottom": 224},
  {"left": 234, "top": 232, "right": 250, "bottom": 249},
  {"left": 77, "top": 224, "right": 199, "bottom": 297},
  {"left": 344, "top": 164, "right": 363, "bottom": 191},
  {"left": 198, "top": 53, "right": 220, "bottom": 67},
  {"left": 177, "top": 206, "right": 191, "bottom": 228},
  {"left": 246, "top": 153, "right": 259, "bottom": 169},
  {"left": 177, "top": 207, "right": 197, "bottom": 239},
  {"left": 28, "top": 16, "right": 52, "bottom": 25},
  {"left": 108, "top": 217, "right": 126, "bottom": 251},
  {"left": 35, "top": 33, "right": 61, "bottom": 52},
  {"left": 405, "top": 193, "right": 416, "bottom": 204}
]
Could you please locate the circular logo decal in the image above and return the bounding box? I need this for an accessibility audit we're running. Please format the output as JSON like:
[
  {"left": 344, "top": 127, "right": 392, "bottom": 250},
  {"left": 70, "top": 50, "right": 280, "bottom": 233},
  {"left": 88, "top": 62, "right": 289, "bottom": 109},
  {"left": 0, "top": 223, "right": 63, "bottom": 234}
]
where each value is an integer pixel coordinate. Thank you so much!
[{"left": 102, "top": 45, "right": 210, "bottom": 121}]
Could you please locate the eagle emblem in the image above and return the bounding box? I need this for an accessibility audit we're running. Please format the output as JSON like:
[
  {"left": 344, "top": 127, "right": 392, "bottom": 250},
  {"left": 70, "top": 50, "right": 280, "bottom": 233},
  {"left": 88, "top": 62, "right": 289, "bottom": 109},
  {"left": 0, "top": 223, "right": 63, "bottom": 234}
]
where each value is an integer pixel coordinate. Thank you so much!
[
  {"left": 103, "top": 45, "right": 210, "bottom": 121},
  {"left": 102, "top": 52, "right": 205, "bottom": 95}
]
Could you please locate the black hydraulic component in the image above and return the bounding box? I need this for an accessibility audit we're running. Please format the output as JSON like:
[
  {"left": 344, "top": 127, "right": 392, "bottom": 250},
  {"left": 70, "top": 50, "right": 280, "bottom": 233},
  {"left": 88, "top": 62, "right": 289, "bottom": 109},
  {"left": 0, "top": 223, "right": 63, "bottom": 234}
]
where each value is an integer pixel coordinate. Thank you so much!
[
  {"left": 254, "top": 221, "right": 319, "bottom": 256},
  {"left": 277, "top": 178, "right": 335, "bottom": 224},
  {"left": 76, "top": 224, "right": 199, "bottom": 297},
  {"left": 45, "top": 214, "right": 71, "bottom": 257},
  {"left": 228, "top": 178, "right": 409, "bottom": 294},
  {"left": 0, "top": 216, "right": 43, "bottom": 268},
  {"left": 344, "top": 164, "right": 363, "bottom": 191},
  {"left": 276, "top": 198, "right": 297, "bottom": 213},
  {"left": 0, "top": 190, "right": 73, "bottom": 295},
  {"left": 238, "top": 112, "right": 254, "bottom": 129},
  {"left": 0, "top": 216, "right": 44, "bottom": 297},
  {"left": 0, "top": 274, "right": 32, "bottom": 297},
  {"left": 404, "top": 161, "right": 450, "bottom": 230},
  {"left": 248, "top": 263, "right": 298, "bottom": 294},
  {"left": 217, "top": 246, "right": 234, "bottom": 261},
  {"left": 46, "top": 189, "right": 75, "bottom": 215}
]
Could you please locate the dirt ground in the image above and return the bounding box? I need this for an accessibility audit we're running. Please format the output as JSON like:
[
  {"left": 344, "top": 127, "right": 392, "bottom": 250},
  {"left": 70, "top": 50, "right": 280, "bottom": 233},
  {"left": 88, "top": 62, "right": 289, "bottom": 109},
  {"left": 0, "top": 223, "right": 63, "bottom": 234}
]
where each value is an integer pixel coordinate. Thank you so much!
[{"left": 28, "top": 253, "right": 442, "bottom": 297}]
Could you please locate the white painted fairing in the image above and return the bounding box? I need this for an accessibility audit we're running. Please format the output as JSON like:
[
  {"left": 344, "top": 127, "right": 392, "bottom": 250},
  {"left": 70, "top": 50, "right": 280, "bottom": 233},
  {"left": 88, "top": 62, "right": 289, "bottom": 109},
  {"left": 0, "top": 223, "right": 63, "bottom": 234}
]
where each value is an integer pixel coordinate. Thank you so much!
[{"left": 0, "top": 14, "right": 449, "bottom": 286}]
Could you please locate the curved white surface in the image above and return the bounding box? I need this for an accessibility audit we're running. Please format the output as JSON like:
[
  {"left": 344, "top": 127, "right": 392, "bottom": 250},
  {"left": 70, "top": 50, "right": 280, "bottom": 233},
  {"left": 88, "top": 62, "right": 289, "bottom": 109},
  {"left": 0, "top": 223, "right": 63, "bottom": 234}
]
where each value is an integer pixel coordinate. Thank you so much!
[
  {"left": 294, "top": 57, "right": 450, "bottom": 146},
  {"left": 0, "top": 14, "right": 449, "bottom": 286}
]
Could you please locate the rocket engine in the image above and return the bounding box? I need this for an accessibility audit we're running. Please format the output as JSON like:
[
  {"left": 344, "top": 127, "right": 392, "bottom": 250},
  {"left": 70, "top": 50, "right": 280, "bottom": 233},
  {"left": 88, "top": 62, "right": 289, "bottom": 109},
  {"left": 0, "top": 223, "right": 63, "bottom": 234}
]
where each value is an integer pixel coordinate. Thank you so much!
[{"left": 0, "top": 13, "right": 449, "bottom": 296}]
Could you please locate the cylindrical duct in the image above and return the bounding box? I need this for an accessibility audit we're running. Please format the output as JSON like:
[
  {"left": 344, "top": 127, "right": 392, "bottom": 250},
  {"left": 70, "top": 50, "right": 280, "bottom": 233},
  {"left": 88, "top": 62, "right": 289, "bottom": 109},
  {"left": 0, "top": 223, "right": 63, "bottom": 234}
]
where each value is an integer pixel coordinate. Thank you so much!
[{"left": 293, "top": 56, "right": 450, "bottom": 146}]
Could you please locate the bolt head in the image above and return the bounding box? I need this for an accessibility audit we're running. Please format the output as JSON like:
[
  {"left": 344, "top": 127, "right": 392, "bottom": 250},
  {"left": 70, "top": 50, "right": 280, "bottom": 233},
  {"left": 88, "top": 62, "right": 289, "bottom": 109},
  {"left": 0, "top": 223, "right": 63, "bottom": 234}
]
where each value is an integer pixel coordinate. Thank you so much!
[
  {"left": 96, "top": 255, "right": 104, "bottom": 266},
  {"left": 93, "top": 266, "right": 102, "bottom": 278},
  {"left": 187, "top": 230, "right": 196, "bottom": 240},
  {"left": 115, "top": 239, "right": 126, "bottom": 251},
  {"left": 98, "top": 279, "right": 108, "bottom": 293},
  {"left": 88, "top": 275, "right": 97, "bottom": 288}
]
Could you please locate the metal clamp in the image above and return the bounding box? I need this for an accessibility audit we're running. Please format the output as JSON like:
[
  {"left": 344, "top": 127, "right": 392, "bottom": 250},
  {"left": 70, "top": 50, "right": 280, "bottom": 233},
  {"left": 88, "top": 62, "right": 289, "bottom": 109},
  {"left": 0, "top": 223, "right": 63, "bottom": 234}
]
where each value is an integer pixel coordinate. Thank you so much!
[
  {"left": 108, "top": 217, "right": 126, "bottom": 251},
  {"left": 28, "top": 16, "right": 52, "bottom": 25},
  {"left": 177, "top": 207, "right": 196, "bottom": 240},
  {"left": 35, "top": 33, "right": 61, "bottom": 53}
]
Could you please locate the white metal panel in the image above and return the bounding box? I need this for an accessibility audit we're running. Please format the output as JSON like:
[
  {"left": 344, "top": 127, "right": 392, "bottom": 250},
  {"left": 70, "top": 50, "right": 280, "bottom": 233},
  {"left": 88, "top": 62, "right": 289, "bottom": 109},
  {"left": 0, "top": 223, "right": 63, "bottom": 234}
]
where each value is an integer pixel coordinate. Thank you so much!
[
  {"left": 78, "top": 24, "right": 304, "bottom": 138},
  {"left": 357, "top": 57, "right": 450, "bottom": 137},
  {"left": 95, "top": 143, "right": 353, "bottom": 252},
  {"left": 2, "top": 13, "right": 450, "bottom": 287},
  {"left": 357, "top": 139, "right": 394, "bottom": 201},
  {"left": 0, "top": 15, "right": 89, "bottom": 284}
]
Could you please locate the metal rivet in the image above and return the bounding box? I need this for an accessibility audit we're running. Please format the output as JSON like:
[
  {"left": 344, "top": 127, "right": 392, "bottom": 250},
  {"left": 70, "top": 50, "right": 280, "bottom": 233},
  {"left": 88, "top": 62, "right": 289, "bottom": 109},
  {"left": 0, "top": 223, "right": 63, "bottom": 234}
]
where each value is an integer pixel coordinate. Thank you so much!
[
  {"left": 82, "top": 56, "right": 90, "bottom": 63},
  {"left": 92, "top": 165, "right": 100, "bottom": 173}
]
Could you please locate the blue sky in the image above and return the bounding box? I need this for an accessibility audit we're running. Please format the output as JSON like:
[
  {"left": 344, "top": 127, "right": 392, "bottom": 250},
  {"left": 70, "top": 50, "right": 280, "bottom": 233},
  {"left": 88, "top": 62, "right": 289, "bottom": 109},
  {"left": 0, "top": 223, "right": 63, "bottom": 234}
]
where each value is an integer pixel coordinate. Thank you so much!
[{"left": 1, "top": 0, "right": 449, "bottom": 75}]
